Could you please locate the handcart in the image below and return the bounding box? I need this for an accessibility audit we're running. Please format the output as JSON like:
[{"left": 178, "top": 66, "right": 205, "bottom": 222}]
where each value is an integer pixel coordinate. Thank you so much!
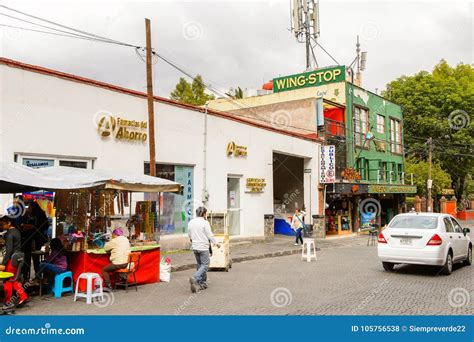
[{"left": 209, "top": 211, "right": 232, "bottom": 271}]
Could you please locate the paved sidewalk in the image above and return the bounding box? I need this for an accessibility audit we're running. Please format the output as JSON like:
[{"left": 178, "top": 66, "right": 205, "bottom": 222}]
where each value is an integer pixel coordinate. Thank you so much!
[{"left": 164, "top": 234, "right": 368, "bottom": 272}]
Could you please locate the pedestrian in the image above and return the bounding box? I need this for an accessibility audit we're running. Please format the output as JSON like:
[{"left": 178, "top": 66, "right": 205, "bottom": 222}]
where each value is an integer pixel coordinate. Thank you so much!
[
  {"left": 291, "top": 208, "right": 306, "bottom": 246},
  {"left": 101, "top": 228, "right": 131, "bottom": 290},
  {"left": 188, "top": 207, "right": 220, "bottom": 293},
  {"left": 0, "top": 216, "right": 28, "bottom": 308},
  {"left": 20, "top": 201, "right": 49, "bottom": 281}
]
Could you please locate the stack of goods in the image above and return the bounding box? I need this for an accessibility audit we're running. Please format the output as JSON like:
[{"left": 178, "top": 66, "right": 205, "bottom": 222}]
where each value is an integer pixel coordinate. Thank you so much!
[
  {"left": 135, "top": 201, "right": 158, "bottom": 239},
  {"left": 55, "top": 190, "right": 90, "bottom": 230}
]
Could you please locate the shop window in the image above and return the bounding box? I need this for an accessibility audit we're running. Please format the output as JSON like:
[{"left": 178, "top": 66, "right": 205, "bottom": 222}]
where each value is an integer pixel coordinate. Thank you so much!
[
  {"left": 376, "top": 114, "right": 385, "bottom": 134},
  {"left": 398, "top": 164, "right": 403, "bottom": 183},
  {"left": 353, "top": 106, "right": 369, "bottom": 148},
  {"left": 390, "top": 118, "right": 403, "bottom": 154},
  {"left": 356, "top": 158, "right": 369, "bottom": 180},
  {"left": 144, "top": 163, "right": 194, "bottom": 235},
  {"left": 379, "top": 162, "right": 387, "bottom": 182},
  {"left": 19, "top": 155, "right": 92, "bottom": 169},
  {"left": 59, "top": 160, "right": 88, "bottom": 169}
]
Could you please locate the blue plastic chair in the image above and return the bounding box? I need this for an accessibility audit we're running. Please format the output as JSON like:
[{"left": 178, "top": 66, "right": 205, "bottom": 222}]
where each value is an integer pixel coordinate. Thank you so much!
[{"left": 52, "top": 271, "right": 74, "bottom": 298}]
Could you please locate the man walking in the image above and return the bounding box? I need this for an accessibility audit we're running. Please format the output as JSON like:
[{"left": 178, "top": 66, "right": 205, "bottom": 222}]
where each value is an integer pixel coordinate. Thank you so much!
[{"left": 188, "top": 207, "right": 220, "bottom": 293}]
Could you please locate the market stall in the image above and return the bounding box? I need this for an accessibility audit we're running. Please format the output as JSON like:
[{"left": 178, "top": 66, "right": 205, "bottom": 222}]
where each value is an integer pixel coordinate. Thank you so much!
[{"left": 0, "top": 162, "right": 183, "bottom": 290}]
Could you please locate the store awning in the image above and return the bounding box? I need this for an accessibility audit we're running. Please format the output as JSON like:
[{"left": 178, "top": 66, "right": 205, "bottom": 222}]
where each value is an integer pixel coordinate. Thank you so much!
[{"left": 0, "top": 162, "right": 183, "bottom": 193}]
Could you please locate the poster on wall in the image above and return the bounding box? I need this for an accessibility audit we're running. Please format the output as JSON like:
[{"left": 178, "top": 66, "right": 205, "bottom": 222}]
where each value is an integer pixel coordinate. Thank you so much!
[
  {"left": 319, "top": 145, "right": 336, "bottom": 183},
  {"left": 175, "top": 166, "right": 194, "bottom": 232}
]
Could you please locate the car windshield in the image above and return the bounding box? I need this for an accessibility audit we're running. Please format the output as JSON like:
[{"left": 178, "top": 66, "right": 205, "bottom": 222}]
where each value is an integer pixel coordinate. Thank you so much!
[{"left": 389, "top": 216, "right": 438, "bottom": 229}]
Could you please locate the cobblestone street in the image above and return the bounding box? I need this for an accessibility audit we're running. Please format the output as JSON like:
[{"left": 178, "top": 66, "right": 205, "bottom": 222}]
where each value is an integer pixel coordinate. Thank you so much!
[{"left": 19, "top": 228, "right": 474, "bottom": 316}]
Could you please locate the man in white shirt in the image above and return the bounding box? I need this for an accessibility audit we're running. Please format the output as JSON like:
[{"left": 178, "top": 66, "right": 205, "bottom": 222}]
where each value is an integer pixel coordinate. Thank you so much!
[{"left": 188, "top": 206, "right": 220, "bottom": 293}]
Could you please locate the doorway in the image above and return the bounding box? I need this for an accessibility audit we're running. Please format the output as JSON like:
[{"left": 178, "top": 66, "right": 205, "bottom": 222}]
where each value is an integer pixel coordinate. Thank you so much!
[{"left": 227, "top": 177, "right": 241, "bottom": 236}]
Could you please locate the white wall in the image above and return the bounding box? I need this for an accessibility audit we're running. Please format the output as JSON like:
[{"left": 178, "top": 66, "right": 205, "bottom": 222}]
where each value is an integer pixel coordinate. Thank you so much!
[{"left": 0, "top": 64, "right": 321, "bottom": 238}]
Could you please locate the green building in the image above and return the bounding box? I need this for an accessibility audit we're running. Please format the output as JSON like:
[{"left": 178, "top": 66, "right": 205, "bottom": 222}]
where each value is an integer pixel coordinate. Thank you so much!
[{"left": 208, "top": 65, "right": 417, "bottom": 237}]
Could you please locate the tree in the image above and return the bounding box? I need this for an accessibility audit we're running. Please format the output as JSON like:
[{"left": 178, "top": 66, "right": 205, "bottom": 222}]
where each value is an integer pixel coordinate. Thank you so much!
[
  {"left": 405, "top": 157, "right": 452, "bottom": 197},
  {"left": 170, "top": 75, "right": 215, "bottom": 106},
  {"left": 226, "top": 86, "right": 244, "bottom": 99},
  {"left": 383, "top": 60, "right": 474, "bottom": 198}
]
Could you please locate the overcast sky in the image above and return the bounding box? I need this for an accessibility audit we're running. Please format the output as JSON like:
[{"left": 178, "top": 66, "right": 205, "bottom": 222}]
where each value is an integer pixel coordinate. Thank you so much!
[{"left": 0, "top": 0, "right": 472, "bottom": 98}]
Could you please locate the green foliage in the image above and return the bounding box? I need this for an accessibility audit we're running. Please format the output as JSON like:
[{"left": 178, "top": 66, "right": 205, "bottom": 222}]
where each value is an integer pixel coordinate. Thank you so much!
[
  {"left": 226, "top": 86, "right": 244, "bottom": 99},
  {"left": 170, "top": 75, "right": 215, "bottom": 106},
  {"left": 405, "top": 158, "right": 452, "bottom": 197},
  {"left": 383, "top": 60, "right": 474, "bottom": 198}
]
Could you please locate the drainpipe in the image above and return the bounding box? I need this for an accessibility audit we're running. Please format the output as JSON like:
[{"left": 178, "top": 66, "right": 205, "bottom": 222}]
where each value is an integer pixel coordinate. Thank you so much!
[{"left": 202, "top": 103, "right": 209, "bottom": 206}]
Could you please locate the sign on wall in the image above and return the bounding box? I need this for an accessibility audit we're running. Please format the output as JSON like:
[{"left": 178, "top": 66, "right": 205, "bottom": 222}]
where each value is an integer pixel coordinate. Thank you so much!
[
  {"left": 22, "top": 158, "right": 54, "bottom": 169},
  {"left": 246, "top": 178, "right": 266, "bottom": 193},
  {"left": 226, "top": 141, "right": 248, "bottom": 157},
  {"left": 96, "top": 112, "right": 148, "bottom": 142},
  {"left": 273, "top": 66, "right": 346, "bottom": 93},
  {"left": 319, "top": 145, "right": 336, "bottom": 183}
]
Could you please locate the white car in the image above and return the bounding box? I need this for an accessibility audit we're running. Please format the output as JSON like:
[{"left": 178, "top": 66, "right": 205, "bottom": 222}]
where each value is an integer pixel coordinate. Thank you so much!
[{"left": 377, "top": 213, "right": 472, "bottom": 275}]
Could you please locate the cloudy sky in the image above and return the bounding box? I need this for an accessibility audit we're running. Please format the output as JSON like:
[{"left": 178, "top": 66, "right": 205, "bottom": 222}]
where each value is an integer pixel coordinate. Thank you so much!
[{"left": 0, "top": 0, "right": 472, "bottom": 98}]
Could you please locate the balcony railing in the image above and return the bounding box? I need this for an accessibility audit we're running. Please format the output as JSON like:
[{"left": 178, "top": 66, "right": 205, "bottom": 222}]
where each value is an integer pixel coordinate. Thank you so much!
[{"left": 324, "top": 118, "right": 345, "bottom": 137}]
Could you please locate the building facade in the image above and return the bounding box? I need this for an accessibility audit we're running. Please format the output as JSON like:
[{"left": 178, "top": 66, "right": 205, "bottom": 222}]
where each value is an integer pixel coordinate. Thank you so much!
[
  {"left": 208, "top": 65, "right": 416, "bottom": 237},
  {"left": 0, "top": 58, "right": 322, "bottom": 250}
]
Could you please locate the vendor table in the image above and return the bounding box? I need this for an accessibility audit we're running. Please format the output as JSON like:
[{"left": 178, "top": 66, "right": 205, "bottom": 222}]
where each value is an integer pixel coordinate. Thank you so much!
[{"left": 67, "top": 245, "right": 160, "bottom": 291}]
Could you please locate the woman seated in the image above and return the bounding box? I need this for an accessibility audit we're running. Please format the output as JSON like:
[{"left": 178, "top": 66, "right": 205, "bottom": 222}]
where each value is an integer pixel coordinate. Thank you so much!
[{"left": 34, "top": 238, "right": 67, "bottom": 285}]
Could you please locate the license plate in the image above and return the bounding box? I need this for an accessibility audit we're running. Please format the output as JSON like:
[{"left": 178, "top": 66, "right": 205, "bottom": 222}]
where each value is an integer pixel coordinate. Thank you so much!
[{"left": 400, "top": 238, "right": 412, "bottom": 246}]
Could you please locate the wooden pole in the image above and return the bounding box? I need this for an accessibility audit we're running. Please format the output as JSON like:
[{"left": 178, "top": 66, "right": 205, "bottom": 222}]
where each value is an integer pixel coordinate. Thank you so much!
[
  {"left": 145, "top": 18, "right": 156, "bottom": 177},
  {"left": 427, "top": 137, "right": 433, "bottom": 212}
]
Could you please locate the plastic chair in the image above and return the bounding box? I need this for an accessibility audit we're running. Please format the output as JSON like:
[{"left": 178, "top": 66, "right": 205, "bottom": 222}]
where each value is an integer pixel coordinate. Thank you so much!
[
  {"left": 7, "top": 252, "right": 24, "bottom": 283},
  {"left": 301, "top": 238, "right": 317, "bottom": 262},
  {"left": 114, "top": 252, "right": 141, "bottom": 292},
  {"left": 52, "top": 271, "right": 74, "bottom": 298},
  {"left": 74, "top": 272, "right": 104, "bottom": 304}
]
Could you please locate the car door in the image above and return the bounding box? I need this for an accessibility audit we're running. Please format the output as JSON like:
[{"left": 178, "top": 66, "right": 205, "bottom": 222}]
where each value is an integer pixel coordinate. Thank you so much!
[
  {"left": 443, "top": 217, "right": 460, "bottom": 259},
  {"left": 450, "top": 217, "right": 468, "bottom": 259}
]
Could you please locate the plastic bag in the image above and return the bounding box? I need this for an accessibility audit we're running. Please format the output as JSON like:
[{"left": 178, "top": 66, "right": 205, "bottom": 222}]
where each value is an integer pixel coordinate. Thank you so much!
[{"left": 160, "top": 257, "right": 171, "bottom": 282}]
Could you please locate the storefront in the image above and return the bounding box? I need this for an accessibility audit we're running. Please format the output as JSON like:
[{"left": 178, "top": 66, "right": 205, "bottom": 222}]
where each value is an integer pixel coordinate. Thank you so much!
[
  {"left": 325, "top": 182, "right": 417, "bottom": 234},
  {"left": 0, "top": 57, "right": 321, "bottom": 249}
]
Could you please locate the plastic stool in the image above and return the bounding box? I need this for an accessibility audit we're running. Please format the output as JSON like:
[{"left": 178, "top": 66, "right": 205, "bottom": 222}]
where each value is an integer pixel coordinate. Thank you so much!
[
  {"left": 74, "top": 272, "right": 104, "bottom": 304},
  {"left": 52, "top": 271, "right": 74, "bottom": 298},
  {"left": 301, "top": 238, "right": 317, "bottom": 262}
]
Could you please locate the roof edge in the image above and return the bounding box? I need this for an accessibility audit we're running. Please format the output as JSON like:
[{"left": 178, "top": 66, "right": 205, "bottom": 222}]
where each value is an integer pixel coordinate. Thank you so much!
[{"left": 0, "top": 57, "right": 322, "bottom": 143}]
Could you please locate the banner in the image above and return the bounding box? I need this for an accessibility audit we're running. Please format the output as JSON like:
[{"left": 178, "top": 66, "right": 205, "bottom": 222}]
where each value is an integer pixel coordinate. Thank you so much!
[
  {"left": 0, "top": 316, "right": 471, "bottom": 342},
  {"left": 320, "top": 145, "right": 336, "bottom": 183}
]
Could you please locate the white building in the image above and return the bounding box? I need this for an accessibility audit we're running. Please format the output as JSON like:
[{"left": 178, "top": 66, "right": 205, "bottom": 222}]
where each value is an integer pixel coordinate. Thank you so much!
[{"left": 0, "top": 58, "right": 322, "bottom": 249}]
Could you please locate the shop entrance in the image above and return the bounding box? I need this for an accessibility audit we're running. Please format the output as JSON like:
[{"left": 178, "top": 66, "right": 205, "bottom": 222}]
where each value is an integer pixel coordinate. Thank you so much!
[
  {"left": 227, "top": 177, "right": 241, "bottom": 236},
  {"left": 272, "top": 152, "right": 305, "bottom": 236}
]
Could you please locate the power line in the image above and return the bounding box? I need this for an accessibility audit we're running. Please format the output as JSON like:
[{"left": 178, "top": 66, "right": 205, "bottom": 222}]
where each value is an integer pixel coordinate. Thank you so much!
[{"left": 0, "top": 4, "right": 137, "bottom": 47}]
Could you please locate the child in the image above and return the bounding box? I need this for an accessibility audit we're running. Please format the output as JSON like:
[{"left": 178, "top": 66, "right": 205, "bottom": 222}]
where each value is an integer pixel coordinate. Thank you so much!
[{"left": 35, "top": 238, "right": 67, "bottom": 284}]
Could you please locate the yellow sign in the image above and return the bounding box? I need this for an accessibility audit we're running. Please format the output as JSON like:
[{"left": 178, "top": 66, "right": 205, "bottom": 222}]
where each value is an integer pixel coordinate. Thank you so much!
[
  {"left": 97, "top": 114, "right": 148, "bottom": 142},
  {"left": 246, "top": 178, "right": 266, "bottom": 193},
  {"left": 442, "top": 189, "right": 455, "bottom": 195},
  {"left": 226, "top": 141, "right": 247, "bottom": 157}
]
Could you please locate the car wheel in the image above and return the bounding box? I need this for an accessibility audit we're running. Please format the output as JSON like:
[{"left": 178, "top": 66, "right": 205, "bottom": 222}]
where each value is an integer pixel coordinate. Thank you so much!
[
  {"left": 463, "top": 245, "right": 472, "bottom": 266},
  {"left": 382, "top": 262, "right": 395, "bottom": 271},
  {"left": 441, "top": 252, "right": 453, "bottom": 275}
]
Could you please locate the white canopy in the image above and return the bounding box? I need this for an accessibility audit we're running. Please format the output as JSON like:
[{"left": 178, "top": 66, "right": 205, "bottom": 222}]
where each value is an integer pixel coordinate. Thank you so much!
[{"left": 0, "top": 162, "right": 183, "bottom": 193}]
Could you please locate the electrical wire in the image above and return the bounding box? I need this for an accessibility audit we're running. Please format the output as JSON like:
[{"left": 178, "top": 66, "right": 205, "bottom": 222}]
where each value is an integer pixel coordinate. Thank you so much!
[{"left": 0, "top": 4, "right": 137, "bottom": 47}]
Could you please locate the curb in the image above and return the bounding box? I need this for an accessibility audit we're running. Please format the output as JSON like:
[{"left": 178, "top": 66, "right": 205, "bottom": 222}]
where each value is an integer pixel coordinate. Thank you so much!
[
  {"left": 170, "top": 236, "right": 368, "bottom": 272},
  {"left": 171, "top": 247, "right": 302, "bottom": 272}
]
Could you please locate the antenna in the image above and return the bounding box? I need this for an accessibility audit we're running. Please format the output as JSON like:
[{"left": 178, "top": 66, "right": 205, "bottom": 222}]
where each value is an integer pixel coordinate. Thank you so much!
[
  {"left": 354, "top": 35, "right": 367, "bottom": 86},
  {"left": 290, "top": 0, "right": 320, "bottom": 70}
]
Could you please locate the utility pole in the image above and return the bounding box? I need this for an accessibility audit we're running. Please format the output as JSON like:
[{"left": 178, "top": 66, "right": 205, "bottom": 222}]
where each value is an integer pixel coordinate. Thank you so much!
[
  {"left": 304, "top": 1, "right": 311, "bottom": 69},
  {"left": 427, "top": 137, "right": 433, "bottom": 212},
  {"left": 145, "top": 18, "right": 156, "bottom": 177}
]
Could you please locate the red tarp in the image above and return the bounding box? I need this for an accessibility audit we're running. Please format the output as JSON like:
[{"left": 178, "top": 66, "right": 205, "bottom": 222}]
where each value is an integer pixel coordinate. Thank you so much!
[{"left": 67, "top": 247, "right": 160, "bottom": 291}]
